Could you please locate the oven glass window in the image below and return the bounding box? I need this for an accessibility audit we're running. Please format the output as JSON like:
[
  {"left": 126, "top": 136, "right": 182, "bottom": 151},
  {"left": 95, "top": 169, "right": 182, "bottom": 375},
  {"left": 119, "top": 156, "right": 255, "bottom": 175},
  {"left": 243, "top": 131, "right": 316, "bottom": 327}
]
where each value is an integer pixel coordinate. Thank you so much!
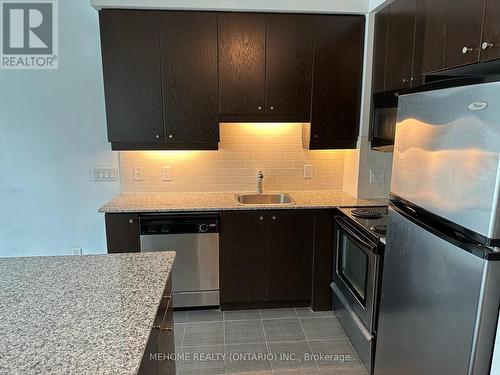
[{"left": 338, "top": 235, "right": 368, "bottom": 303}]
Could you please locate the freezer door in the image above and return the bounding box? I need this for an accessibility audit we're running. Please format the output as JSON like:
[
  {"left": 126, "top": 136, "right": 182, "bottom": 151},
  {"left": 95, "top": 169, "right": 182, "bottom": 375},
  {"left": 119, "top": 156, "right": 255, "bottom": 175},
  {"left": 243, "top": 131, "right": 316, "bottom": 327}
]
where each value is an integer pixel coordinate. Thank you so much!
[
  {"left": 391, "top": 80, "right": 500, "bottom": 241},
  {"left": 375, "top": 208, "right": 485, "bottom": 375}
]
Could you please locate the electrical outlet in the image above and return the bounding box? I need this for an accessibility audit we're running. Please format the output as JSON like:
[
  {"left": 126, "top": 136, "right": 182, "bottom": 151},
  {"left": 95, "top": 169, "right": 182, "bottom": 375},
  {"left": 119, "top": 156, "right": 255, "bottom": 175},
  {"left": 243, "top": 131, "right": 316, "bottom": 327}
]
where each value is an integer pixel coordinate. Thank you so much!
[
  {"left": 370, "top": 169, "right": 386, "bottom": 184},
  {"left": 304, "top": 165, "right": 313, "bottom": 179},
  {"left": 72, "top": 248, "right": 83, "bottom": 256},
  {"left": 133, "top": 167, "right": 143, "bottom": 181},
  {"left": 162, "top": 167, "right": 172, "bottom": 181},
  {"left": 92, "top": 167, "right": 118, "bottom": 181}
]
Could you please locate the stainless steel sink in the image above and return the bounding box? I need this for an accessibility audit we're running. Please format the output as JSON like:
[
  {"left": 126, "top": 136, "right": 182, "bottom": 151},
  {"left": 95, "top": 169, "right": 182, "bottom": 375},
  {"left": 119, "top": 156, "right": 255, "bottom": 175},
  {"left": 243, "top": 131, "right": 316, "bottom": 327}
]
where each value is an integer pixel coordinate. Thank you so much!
[{"left": 236, "top": 193, "right": 294, "bottom": 205}]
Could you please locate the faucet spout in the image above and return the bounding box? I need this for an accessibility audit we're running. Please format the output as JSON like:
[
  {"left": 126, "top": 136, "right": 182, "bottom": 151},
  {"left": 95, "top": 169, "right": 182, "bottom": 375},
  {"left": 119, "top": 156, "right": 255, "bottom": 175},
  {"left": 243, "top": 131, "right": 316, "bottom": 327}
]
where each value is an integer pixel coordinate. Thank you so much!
[{"left": 257, "top": 170, "right": 264, "bottom": 194}]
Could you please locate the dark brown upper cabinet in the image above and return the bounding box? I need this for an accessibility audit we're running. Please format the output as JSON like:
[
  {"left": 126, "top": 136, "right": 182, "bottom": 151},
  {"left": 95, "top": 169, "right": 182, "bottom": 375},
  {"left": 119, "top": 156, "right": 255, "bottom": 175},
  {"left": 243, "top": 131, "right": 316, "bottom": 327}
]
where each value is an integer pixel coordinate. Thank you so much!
[
  {"left": 99, "top": 10, "right": 219, "bottom": 150},
  {"left": 373, "top": 0, "right": 428, "bottom": 93},
  {"left": 218, "top": 13, "right": 313, "bottom": 122},
  {"left": 307, "top": 15, "right": 365, "bottom": 150},
  {"left": 159, "top": 12, "right": 219, "bottom": 147},
  {"left": 421, "top": 0, "right": 497, "bottom": 73},
  {"left": 218, "top": 13, "right": 266, "bottom": 117},
  {"left": 421, "top": 0, "right": 448, "bottom": 73},
  {"left": 480, "top": 0, "right": 500, "bottom": 62},
  {"left": 372, "top": 7, "right": 389, "bottom": 94},
  {"left": 445, "top": 0, "right": 486, "bottom": 69},
  {"left": 265, "top": 14, "right": 314, "bottom": 119},
  {"left": 99, "top": 10, "right": 164, "bottom": 144},
  {"left": 384, "top": 0, "right": 417, "bottom": 91}
]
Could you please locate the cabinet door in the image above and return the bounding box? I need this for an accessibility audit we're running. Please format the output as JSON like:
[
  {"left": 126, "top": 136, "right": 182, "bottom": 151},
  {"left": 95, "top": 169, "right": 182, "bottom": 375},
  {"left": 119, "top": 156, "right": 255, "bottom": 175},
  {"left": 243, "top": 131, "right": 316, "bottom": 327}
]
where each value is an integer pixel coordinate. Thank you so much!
[
  {"left": 266, "top": 14, "right": 313, "bottom": 119},
  {"left": 372, "top": 7, "right": 389, "bottom": 94},
  {"left": 159, "top": 12, "right": 219, "bottom": 145},
  {"left": 219, "top": 211, "right": 268, "bottom": 304},
  {"left": 410, "top": 0, "right": 426, "bottom": 86},
  {"left": 445, "top": 0, "right": 485, "bottom": 68},
  {"left": 311, "top": 210, "right": 334, "bottom": 311},
  {"left": 310, "top": 15, "right": 365, "bottom": 149},
  {"left": 218, "top": 13, "right": 266, "bottom": 115},
  {"left": 99, "top": 10, "right": 164, "bottom": 143},
  {"left": 267, "top": 211, "right": 314, "bottom": 301},
  {"left": 421, "top": 0, "right": 448, "bottom": 73},
  {"left": 385, "top": 0, "right": 417, "bottom": 91},
  {"left": 105, "top": 214, "right": 140, "bottom": 253},
  {"left": 480, "top": 0, "right": 500, "bottom": 62}
]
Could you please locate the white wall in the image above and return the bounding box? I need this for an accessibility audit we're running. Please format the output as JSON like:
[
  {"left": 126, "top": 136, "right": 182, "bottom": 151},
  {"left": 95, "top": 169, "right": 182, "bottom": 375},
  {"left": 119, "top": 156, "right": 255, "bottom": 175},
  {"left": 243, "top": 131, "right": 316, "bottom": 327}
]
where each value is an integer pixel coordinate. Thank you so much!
[
  {"left": 0, "top": 0, "right": 120, "bottom": 257},
  {"left": 92, "top": 0, "right": 369, "bottom": 14}
]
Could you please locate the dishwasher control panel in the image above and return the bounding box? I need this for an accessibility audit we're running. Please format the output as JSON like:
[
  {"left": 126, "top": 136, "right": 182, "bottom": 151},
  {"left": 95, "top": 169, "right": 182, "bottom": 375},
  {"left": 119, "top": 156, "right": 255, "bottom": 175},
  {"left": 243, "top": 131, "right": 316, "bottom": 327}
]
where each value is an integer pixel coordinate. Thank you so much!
[{"left": 140, "top": 214, "right": 219, "bottom": 235}]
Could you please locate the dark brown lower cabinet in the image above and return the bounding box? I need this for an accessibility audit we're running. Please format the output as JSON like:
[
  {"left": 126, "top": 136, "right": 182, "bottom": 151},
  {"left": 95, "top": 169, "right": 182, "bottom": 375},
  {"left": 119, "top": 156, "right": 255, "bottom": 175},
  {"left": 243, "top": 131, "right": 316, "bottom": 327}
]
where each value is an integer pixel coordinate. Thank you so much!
[
  {"left": 219, "top": 210, "right": 313, "bottom": 308},
  {"left": 311, "top": 210, "right": 335, "bottom": 311},
  {"left": 267, "top": 210, "right": 314, "bottom": 301},
  {"left": 139, "top": 275, "right": 175, "bottom": 374},
  {"left": 105, "top": 213, "right": 140, "bottom": 253},
  {"left": 219, "top": 211, "right": 268, "bottom": 304}
]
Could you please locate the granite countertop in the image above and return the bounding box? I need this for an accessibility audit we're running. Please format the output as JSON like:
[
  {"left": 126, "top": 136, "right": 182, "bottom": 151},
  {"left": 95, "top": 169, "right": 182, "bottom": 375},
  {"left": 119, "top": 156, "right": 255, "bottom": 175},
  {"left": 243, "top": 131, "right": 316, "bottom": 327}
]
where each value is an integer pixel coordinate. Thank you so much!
[
  {"left": 0, "top": 252, "right": 175, "bottom": 375},
  {"left": 99, "top": 191, "right": 387, "bottom": 213}
]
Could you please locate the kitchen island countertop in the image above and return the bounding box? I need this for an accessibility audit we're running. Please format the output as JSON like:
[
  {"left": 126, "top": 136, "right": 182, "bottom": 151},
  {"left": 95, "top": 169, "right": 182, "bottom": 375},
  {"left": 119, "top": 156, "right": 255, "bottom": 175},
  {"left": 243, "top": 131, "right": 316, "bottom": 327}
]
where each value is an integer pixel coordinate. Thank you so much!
[
  {"left": 0, "top": 252, "right": 175, "bottom": 375},
  {"left": 99, "top": 190, "right": 387, "bottom": 213}
]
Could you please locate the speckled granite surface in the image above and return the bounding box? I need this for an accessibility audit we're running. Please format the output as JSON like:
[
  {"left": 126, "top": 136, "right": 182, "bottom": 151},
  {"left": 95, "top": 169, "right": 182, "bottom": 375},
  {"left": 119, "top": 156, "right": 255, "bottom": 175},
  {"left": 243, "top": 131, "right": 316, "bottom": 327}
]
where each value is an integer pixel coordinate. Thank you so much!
[
  {"left": 99, "top": 191, "right": 387, "bottom": 213},
  {"left": 0, "top": 252, "right": 175, "bottom": 375}
]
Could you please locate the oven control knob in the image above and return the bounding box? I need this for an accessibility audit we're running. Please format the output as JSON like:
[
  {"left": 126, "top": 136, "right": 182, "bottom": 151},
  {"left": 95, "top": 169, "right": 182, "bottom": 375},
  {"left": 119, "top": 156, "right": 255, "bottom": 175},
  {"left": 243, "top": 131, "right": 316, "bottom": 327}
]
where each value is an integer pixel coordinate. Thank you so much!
[{"left": 199, "top": 224, "right": 209, "bottom": 233}]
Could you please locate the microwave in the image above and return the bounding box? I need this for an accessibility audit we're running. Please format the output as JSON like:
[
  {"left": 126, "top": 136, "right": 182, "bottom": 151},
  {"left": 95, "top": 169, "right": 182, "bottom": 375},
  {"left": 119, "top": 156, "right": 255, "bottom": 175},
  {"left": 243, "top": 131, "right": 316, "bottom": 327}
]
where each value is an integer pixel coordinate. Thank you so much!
[{"left": 370, "top": 90, "right": 398, "bottom": 152}]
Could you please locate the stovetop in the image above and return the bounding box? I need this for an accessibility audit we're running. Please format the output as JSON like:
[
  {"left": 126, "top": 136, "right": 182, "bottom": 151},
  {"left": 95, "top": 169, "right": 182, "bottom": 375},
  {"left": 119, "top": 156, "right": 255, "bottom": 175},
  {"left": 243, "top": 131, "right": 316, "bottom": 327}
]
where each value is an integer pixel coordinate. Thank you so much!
[{"left": 338, "top": 206, "right": 389, "bottom": 244}]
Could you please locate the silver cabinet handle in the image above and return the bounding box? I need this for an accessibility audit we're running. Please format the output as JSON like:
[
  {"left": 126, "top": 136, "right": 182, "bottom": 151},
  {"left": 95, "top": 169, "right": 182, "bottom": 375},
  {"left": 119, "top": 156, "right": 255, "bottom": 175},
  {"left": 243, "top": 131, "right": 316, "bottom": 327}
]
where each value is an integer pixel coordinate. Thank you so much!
[
  {"left": 128, "top": 219, "right": 134, "bottom": 224},
  {"left": 258, "top": 106, "right": 262, "bottom": 110},
  {"left": 155, "top": 134, "right": 160, "bottom": 139},
  {"left": 402, "top": 78, "right": 408, "bottom": 83},
  {"left": 462, "top": 46, "right": 474, "bottom": 54},
  {"left": 259, "top": 216, "right": 264, "bottom": 221},
  {"left": 272, "top": 216, "right": 276, "bottom": 220},
  {"left": 482, "top": 41, "right": 494, "bottom": 50},
  {"left": 270, "top": 106, "right": 274, "bottom": 111},
  {"left": 168, "top": 134, "right": 173, "bottom": 139}
]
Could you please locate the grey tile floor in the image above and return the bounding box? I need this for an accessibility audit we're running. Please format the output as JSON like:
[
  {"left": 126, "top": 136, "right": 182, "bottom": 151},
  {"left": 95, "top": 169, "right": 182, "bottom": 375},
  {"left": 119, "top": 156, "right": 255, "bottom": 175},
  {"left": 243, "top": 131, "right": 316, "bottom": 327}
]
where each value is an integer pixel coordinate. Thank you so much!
[{"left": 173, "top": 307, "right": 367, "bottom": 375}]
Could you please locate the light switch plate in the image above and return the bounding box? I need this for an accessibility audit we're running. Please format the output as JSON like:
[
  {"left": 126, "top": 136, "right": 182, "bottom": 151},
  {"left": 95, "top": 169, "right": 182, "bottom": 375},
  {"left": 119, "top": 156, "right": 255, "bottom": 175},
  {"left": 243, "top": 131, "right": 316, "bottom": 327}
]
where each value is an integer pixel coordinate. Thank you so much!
[
  {"left": 92, "top": 167, "right": 118, "bottom": 181},
  {"left": 304, "top": 165, "right": 313, "bottom": 179},
  {"left": 370, "top": 169, "right": 386, "bottom": 184},
  {"left": 162, "top": 167, "right": 172, "bottom": 181},
  {"left": 133, "top": 167, "right": 143, "bottom": 181}
]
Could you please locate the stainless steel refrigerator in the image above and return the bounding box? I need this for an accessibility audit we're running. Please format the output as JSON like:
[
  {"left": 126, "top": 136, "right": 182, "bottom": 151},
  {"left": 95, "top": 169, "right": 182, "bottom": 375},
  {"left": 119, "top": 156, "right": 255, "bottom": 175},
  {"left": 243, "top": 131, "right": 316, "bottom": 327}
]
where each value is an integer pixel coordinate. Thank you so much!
[{"left": 374, "top": 78, "right": 500, "bottom": 375}]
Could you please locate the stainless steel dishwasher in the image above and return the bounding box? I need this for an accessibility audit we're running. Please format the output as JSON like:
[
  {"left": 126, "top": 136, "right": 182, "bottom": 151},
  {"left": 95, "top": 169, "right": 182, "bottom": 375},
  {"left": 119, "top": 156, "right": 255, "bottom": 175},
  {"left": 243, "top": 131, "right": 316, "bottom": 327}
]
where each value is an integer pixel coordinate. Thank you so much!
[{"left": 139, "top": 213, "right": 219, "bottom": 308}]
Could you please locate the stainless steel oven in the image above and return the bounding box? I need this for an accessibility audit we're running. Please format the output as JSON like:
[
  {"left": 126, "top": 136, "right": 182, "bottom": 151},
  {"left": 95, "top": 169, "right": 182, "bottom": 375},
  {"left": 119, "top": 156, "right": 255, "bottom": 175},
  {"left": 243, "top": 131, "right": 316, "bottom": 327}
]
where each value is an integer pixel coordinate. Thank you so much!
[{"left": 331, "top": 214, "right": 383, "bottom": 374}]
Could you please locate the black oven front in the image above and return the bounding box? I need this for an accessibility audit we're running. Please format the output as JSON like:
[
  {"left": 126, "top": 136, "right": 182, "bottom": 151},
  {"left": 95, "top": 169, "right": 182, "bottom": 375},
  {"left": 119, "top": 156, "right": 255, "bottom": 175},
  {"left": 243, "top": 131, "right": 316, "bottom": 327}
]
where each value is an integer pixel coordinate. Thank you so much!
[{"left": 332, "top": 215, "right": 381, "bottom": 333}]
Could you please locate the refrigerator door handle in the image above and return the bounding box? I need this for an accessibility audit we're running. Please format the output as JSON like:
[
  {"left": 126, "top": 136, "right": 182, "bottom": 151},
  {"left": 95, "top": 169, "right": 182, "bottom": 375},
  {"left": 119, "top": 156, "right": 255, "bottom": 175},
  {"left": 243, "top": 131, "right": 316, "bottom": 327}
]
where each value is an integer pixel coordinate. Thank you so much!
[{"left": 330, "top": 282, "right": 374, "bottom": 342}]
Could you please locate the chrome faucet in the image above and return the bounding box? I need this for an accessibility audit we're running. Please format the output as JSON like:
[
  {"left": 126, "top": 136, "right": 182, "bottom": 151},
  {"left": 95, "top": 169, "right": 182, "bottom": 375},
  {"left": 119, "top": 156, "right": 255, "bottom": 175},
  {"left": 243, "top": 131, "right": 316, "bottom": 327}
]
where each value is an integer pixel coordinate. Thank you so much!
[{"left": 257, "top": 170, "right": 264, "bottom": 194}]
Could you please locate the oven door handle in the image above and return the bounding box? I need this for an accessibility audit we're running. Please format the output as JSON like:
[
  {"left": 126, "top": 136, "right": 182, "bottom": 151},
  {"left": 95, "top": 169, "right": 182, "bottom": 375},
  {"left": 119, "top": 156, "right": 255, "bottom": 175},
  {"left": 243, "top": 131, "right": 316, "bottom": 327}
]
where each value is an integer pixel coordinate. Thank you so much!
[
  {"left": 335, "top": 216, "right": 377, "bottom": 253},
  {"left": 330, "top": 282, "right": 374, "bottom": 342}
]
